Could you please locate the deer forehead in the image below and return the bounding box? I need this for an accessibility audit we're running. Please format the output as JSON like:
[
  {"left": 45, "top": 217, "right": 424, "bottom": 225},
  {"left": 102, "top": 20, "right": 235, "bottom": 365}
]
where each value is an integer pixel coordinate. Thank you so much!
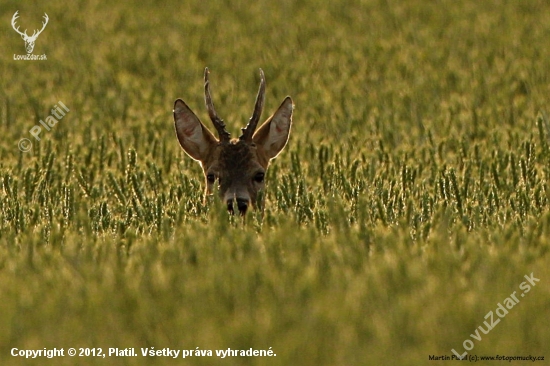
[{"left": 204, "top": 141, "right": 266, "bottom": 176}]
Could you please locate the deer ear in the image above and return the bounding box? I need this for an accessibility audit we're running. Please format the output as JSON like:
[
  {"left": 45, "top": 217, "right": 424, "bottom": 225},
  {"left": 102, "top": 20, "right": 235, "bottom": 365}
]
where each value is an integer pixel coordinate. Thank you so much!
[
  {"left": 174, "top": 99, "right": 218, "bottom": 161},
  {"left": 253, "top": 97, "right": 293, "bottom": 160}
]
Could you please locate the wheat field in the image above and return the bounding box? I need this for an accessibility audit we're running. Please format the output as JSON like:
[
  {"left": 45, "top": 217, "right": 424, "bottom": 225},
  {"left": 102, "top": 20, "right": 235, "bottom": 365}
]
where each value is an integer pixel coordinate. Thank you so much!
[{"left": 1, "top": 0, "right": 550, "bottom": 365}]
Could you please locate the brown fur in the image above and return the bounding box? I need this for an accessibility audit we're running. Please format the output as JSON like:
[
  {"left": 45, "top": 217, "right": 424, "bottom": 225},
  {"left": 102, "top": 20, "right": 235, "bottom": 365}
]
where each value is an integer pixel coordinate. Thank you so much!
[{"left": 173, "top": 70, "right": 293, "bottom": 214}]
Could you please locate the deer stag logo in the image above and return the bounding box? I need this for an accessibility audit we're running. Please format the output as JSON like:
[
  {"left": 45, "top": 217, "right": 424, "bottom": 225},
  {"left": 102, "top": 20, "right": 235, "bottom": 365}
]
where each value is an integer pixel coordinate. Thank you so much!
[
  {"left": 11, "top": 11, "right": 49, "bottom": 54},
  {"left": 174, "top": 68, "right": 293, "bottom": 215}
]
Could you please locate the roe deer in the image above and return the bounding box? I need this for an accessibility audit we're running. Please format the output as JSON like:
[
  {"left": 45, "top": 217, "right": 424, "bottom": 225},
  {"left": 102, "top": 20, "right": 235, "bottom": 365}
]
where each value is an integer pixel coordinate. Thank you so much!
[{"left": 174, "top": 68, "right": 293, "bottom": 215}]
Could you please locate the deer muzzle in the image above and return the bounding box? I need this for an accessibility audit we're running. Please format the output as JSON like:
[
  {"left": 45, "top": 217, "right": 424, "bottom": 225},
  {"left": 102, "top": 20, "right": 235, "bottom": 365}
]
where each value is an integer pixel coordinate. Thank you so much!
[{"left": 227, "top": 198, "right": 249, "bottom": 215}]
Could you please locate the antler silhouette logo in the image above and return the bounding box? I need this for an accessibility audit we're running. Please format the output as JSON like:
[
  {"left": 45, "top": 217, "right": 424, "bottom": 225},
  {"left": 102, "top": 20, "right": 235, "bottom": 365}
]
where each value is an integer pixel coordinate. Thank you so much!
[{"left": 11, "top": 11, "right": 49, "bottom": 54}]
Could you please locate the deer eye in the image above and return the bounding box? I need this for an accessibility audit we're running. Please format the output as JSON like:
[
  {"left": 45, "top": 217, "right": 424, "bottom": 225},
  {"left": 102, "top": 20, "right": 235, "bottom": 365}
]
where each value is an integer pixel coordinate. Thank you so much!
[
  {"left": 254, "top": 172, "right": 265, "bottom": 183},
  {"left": 206, "top": 173, "right": 216, "bottom": 184}
]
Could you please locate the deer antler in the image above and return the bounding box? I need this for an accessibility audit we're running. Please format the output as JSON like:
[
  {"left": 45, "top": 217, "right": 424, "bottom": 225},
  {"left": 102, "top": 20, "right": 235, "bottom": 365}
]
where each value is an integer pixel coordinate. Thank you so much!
[
  {"left": 240, "top": 69, "right": 266, "bottom": 142},
  {"left": 29, "top": 13, "right": 49, "bottom": 40},
  {"left": 204, "top": 68, "right": 231, "bottom": 143},
  {"left": 11, "top": 11, "right": 28, "bottom": 38},
  {"left": 11, "top": 12, "right": 48, "bottom": 40}
]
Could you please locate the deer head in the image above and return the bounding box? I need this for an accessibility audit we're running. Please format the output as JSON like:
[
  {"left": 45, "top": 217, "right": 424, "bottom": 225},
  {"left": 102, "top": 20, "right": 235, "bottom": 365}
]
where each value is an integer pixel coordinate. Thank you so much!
[
  {"left": 174, "top": 68, "right": 293, "bottom": 215},
  {"left": 11, "top": 11, "right": 49, "bottom": 54}
]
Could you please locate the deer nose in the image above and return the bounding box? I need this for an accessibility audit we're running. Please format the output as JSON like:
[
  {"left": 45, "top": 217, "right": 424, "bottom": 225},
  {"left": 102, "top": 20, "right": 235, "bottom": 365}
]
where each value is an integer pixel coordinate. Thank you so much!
[
  {"left": 236, "top": 198, "right": 249, "bottom": 214},
  {"left": 226, "top": 198, "right": 249, "bottom": 215}
]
